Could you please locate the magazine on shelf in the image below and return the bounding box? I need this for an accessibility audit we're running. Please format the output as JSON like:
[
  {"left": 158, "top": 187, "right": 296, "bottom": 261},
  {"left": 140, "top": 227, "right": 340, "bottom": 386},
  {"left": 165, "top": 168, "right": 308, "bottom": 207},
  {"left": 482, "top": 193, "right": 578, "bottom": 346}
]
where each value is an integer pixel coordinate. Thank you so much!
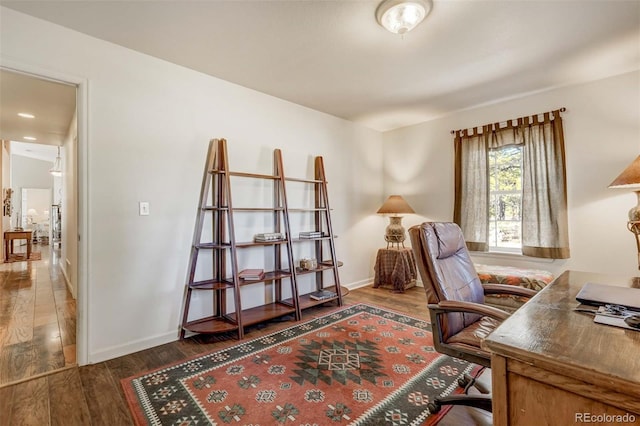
[
  {"left": 299, "top": 231, "right": 324, "bottom": 239},
  {"left": 254, "top": 232, "right": 285, "bottom": 242},
  {"left": 239, "top": 269, "right": 265, "bottom": 280},
  {"left": 308, "top": 290, "right": 337, "bottom": 301}
]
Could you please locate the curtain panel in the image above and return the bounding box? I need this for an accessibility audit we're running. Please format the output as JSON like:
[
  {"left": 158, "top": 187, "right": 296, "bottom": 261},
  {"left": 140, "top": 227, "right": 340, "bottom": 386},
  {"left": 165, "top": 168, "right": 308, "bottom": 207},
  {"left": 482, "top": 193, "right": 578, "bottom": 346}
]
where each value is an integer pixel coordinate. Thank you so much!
[
  {"left": 521, "top": 113, "right": 570, "bottom": 258},
  {"left": 453, "top": 109, "right": 570, "bottom": 259},
  {"left": 454, "top": 127, "right": 489, "bottom": 251}
]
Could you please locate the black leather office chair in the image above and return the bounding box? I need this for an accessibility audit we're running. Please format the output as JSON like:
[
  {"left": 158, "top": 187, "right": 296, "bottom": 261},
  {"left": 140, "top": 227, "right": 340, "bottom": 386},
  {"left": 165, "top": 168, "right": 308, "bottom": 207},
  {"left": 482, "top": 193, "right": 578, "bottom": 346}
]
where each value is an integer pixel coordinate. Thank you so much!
[{"left": 409, "top": 222, "right": 536, "bottom": 413}]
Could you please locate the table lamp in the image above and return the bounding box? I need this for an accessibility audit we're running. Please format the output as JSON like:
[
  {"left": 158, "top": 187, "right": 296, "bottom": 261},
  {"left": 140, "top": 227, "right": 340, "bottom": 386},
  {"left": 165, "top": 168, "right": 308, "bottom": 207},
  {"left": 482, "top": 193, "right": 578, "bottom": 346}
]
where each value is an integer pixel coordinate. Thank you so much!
[
  {"left": 377, "top": 195, "right": 415, "bottom": 248},
  {"left": 609, "top": 155, "right": 640, "bottom": 268}
]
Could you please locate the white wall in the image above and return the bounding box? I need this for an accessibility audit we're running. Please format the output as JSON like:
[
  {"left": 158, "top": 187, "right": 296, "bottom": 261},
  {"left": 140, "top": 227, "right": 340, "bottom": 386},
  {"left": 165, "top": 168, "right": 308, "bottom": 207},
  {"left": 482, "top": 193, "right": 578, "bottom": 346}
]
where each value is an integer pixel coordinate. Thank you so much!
[
  {"left": 61, "top": 112, "right": 78, "bottom": 298},
  {"left": 1, "top": 7, "right": 383, "bottom": 363},
  {"left": 10, "top": 154, "right": 54, "bottom": 228},
  {"left": 383, "top": 71, "right": 640, "bottom": 278},
  {"left": 2, "top": 142, "right": 11, "bottom": 247},
  {"left": 10, "top": 155, "right": 53, "bottom": 188}
]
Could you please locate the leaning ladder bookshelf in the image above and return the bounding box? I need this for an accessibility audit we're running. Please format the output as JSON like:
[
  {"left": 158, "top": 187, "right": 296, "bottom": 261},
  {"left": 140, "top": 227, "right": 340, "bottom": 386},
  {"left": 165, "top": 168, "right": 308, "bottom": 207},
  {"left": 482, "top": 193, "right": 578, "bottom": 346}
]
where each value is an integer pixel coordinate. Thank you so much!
[
  {"left": 284, "top": 156, "right": 344, "bottom": 311},
  {"left": 180, "top": 138, "right": 344, "bottom": 340}
]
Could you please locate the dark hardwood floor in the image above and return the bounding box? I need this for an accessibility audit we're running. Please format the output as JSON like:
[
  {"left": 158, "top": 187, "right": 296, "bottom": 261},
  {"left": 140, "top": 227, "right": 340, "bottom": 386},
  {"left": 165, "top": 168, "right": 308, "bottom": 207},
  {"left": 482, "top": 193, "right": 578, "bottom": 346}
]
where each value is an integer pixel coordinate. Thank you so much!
[
  {"left": 0, "top": 243, "right": 76, "bottom": 386},
  {"left": 0, "top": 285, "right": 491, "bottom": 426}
]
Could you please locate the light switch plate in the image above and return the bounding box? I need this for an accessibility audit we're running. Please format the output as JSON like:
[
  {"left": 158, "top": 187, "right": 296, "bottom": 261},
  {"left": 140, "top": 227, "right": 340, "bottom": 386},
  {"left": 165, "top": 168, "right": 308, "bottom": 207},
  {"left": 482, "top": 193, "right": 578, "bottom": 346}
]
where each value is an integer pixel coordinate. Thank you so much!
[{"left": 139, "top": 201, "right": 150, "bottom": 216}]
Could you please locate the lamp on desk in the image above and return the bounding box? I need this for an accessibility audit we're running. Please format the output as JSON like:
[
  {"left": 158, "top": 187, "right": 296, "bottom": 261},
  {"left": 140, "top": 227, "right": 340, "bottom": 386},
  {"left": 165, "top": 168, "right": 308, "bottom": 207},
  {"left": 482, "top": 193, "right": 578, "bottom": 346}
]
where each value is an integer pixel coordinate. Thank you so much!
[
  {"left": 608, "top": 155, "right": 640, "bottom": 268},
  {"left": 377, "top": 195, "right": 415, "bottom": 249}
]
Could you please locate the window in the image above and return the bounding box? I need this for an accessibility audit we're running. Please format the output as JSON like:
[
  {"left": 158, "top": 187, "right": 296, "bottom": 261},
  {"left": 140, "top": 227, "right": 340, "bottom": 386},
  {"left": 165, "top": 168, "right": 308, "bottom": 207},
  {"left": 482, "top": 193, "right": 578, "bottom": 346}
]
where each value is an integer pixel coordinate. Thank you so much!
[
  {"left": 453, "top": 109, "right": 570, "bottom": 259},
  {"left": 488, "top": 146, "right": 522, "bottom": 251}
]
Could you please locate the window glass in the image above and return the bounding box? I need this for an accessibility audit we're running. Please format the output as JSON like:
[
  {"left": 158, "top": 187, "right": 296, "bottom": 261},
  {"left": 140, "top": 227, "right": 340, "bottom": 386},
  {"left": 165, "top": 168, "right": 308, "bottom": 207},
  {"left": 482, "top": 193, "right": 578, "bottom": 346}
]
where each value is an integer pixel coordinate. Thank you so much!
[{"left": 488, "top": 146, "right": 522, "bottom": 250}]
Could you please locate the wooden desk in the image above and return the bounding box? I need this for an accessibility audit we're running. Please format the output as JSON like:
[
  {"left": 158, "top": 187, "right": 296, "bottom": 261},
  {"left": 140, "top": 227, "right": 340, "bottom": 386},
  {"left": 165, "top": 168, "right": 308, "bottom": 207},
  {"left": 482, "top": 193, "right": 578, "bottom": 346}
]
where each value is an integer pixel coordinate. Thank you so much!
[
  {"left": 4, "top": 230, "right": 32, "bottom": 261},
  {"left": 373, "top": 248, "right": 417, "bottom": 293},
  {"left": 484, "top": 270, "right": 640, "bottom": 425}
]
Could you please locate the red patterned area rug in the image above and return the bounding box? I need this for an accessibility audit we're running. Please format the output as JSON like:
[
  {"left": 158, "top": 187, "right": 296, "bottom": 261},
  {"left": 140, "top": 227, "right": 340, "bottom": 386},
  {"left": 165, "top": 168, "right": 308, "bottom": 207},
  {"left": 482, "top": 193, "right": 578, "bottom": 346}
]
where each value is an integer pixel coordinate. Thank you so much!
[
  {"left": 122, "top": 303, "right": 480, "bottom": 425},
  {"left": 3, "top": 251, "right": 41, "bottom": 263}
]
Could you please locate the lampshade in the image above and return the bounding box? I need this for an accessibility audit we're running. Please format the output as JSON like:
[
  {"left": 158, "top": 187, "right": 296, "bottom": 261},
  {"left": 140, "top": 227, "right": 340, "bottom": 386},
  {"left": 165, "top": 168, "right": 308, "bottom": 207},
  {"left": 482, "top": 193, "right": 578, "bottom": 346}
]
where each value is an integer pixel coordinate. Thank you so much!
[
  {"left": 27, "top": 208, "right": 37, "bottom": 216},
  {"left": 609, "top": 155, "right": 640, "bottom": 189},
  {"left": 50, "top": 146, "right": 62, "bottom": 177},
  {"left": 377, "top": 195, "right": 415, "bottom": 215},
  {"left": 610, "top": 155, "right": 640, "bottom": 222},
  {"left": 376, "top": 0, "right": 432, "bottom": 35}
]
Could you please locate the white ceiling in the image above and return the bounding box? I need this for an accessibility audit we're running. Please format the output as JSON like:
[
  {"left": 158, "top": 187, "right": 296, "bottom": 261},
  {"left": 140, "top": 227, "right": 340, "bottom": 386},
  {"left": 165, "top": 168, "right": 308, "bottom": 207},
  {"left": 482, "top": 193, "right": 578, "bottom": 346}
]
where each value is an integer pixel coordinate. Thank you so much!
[
  {"left": 0, "top": 69, "right": 76, "bottom": 160},
  {"left": 2, "top": 1, "right": 639, "bottom": 131},
  {"left": 10, "top": 140, "right": 59, "bottom": 163}
]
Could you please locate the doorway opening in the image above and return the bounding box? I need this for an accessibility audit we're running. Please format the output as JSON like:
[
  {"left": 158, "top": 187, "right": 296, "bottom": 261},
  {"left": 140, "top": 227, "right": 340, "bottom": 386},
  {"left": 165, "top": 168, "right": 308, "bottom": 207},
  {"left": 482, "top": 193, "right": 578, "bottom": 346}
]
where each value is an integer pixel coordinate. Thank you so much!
[{"left": 0, "top": 68, "right": 79, "bottom": 385}]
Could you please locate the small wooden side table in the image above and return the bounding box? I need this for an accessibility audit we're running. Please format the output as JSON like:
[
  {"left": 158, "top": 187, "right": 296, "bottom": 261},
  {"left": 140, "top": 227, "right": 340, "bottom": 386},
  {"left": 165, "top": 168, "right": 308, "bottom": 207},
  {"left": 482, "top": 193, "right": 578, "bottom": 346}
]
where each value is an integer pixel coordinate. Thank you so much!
[
  {"left": 4, "top": 230, "right": 32, "bottom": 262},
  {"left": 373, "top": 247, "right": 417, "bottom": 293}
]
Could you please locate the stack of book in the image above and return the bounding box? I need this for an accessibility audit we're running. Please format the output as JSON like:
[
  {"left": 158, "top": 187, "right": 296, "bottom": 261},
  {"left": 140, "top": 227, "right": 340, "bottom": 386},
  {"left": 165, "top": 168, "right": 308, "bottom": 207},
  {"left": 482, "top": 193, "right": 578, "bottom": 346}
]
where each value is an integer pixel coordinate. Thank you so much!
[
  {"left": 299, "top": 231, "right": 324, "bottom": 239},
  {"left": 308, "top": 290, "right": 337, "bottom": 301},
  {"left": 254, "top": 232, "right": 285, "bottom": 242},
  {"left": 238, "top": 269, "right": 265, "bottom": 280}
]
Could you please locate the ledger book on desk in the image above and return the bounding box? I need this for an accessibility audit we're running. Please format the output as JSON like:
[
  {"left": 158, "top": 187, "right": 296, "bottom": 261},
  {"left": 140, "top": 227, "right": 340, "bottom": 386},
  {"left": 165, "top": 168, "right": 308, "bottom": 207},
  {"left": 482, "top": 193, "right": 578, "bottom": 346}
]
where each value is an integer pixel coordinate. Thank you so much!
[{"left": 575, "top": 282, "right": 640, "bottom": 311}]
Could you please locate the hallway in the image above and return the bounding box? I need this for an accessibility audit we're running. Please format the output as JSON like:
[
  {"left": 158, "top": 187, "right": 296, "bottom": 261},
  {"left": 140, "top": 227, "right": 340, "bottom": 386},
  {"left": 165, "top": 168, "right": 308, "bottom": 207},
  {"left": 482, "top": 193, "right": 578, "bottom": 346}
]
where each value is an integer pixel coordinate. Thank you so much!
[{"left": 0, "top": 243, "right": 76, "bottom": 385}]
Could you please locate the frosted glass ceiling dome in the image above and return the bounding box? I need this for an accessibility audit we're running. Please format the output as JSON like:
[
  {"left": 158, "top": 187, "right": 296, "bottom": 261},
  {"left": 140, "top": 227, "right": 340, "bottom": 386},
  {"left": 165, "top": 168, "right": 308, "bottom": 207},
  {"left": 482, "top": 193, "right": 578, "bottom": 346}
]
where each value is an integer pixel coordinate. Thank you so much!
[{"left": 376, "top": 0, "right": 433, "bottom": 34}]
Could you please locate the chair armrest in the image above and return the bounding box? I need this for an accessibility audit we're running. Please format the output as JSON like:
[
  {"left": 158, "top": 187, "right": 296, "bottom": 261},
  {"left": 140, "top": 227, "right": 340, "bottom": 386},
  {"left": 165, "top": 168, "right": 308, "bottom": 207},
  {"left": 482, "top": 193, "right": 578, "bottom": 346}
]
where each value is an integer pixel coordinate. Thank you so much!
[
  {"left": 482, "top": 283, "right": 537, "bottom": 298},
  {"left": 429, "top": 300, "right": 510, "bottom": 321}
]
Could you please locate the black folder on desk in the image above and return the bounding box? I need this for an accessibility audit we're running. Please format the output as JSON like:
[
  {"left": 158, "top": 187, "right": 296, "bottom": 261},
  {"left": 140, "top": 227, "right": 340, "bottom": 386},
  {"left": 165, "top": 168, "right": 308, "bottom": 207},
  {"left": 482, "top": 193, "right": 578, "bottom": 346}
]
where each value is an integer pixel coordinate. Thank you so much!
[{"left": 576, "top": 282, "right": 640, "bottom": 311}]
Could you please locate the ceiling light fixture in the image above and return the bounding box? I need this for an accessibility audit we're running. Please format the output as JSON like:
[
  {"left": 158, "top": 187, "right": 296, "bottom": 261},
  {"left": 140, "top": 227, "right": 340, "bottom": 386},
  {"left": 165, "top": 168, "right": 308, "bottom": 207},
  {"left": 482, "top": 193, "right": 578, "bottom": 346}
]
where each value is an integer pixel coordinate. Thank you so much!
[
  {"left": 23, "top": 136, "right": 37, "bottom": 141},
  {"left": 18, "top": 112, "right": 35, "bottom": 119},
  {"left": 50, "top": 146, "right": 62, "bottom": 177},
  {"left": 376, "top": 0, "right": 432, "bottom": 35}
]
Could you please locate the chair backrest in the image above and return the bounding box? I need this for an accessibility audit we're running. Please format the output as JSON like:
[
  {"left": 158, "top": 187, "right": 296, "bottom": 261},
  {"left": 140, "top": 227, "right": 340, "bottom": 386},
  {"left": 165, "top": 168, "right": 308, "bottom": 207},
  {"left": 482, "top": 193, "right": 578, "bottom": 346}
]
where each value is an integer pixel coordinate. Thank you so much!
[{"left": 409, "top": 222, "right": 485, "bottom": 340}]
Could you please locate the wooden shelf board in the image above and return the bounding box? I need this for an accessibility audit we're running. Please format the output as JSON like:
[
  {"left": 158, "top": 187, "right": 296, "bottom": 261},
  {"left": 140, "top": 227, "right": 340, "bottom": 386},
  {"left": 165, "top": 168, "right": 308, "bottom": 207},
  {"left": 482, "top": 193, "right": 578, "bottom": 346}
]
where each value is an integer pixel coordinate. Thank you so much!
[
  {"left": 189, "top": 279, "right": 234, "bottom": 290},
  {"left": 284, "top": 286, "right": 348, "bottom": 310},
  {"left": 241, "top": 303, "right": 297, "bottom": 325},
  {"left": 287, "top": 208, "right": 328, "bottom": 212},
  {"left": 238, "top": 270, "right": 292, "bottom": 285},
  {"left": 319, "top": 260, "right": 344, "bottom": 267},
  {"left": 183, "top": 316, "right": 239, "bottom": 334},
  {"left": 233, "top": 207, "right": 285, "bottom": 212},
  {"left": 196, "top": 242, "right": 231, "bottom": 249},
  {"left": 293, "top": 264, "right": 335, "bottom": 275},
  {"left": 285, "top": 177, "right": 324, "bottom": 184},
  {"left": 229, "top": 171, "right": 280, "bottom": 180},
  {"left": 297, "top": 295, "right": 340, "bottom": 309},
  {"left": 291, "top": 236, "right": 333, "bottom": 242},
  {"left": 202, "top": 206, "right": 229, "bottom": 211},
  {"left": 236, "top": 240, "right": 289, "bottom": 247}
]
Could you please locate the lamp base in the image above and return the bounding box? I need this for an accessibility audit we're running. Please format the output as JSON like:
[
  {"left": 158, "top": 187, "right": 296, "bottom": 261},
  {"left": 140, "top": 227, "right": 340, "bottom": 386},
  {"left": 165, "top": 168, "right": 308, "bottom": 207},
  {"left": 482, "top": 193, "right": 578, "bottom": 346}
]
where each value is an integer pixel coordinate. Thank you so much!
[
  {"left": 628, "top": 221, "right": 640, "bottom": 270},
  {"left": 384, "top": 216, "right": 406, "bottom": 249},
  {"left": 629, "top": 191, "right": 640, "bottom": 221}
]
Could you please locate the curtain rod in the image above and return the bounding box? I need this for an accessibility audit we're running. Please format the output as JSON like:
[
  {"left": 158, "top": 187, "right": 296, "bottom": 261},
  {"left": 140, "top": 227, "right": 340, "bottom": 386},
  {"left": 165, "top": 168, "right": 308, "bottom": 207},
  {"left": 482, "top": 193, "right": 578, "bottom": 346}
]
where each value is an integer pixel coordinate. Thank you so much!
[{"left": 450, "top": 107, "right": 566, "bottom": 135}]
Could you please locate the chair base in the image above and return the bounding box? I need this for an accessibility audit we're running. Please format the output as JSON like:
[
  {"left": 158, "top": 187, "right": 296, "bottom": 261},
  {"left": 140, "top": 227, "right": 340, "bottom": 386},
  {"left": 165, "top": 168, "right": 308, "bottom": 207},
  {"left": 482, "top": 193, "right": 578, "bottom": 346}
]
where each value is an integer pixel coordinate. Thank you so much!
[
  {"left": 459, "top": 373, "right": 490, "bottom": 394},
  {"left": 429, "top": 372, "right": 492, "bottom": 414},
  {"left": 428, "top": 394, "right": 492, "bottom": 413}
]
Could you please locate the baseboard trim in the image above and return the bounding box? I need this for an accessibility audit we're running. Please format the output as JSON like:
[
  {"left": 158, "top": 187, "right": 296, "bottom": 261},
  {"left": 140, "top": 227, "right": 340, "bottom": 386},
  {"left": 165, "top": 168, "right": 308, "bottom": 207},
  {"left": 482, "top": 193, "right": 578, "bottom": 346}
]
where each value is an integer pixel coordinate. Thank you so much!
[
  {"left": 343, "top": 278, "right": 424, "bottom": 290},
  {"left": 59, "top": 263, "right": 75, "bottom": 298},
  {"left": 343, "top": 278, "right": 374, "bottom": 291},
  {"left": 88, "top": 278, "right": 410, "bottom": 363},
  {"left": 89, "top": 330, "right": 178, "bottom": 364}
]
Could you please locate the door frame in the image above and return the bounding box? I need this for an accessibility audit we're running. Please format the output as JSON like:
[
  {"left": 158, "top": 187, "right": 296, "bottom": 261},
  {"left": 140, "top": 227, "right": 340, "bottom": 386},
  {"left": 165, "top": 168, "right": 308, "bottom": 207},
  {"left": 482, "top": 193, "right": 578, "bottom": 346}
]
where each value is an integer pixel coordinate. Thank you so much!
[{"left": 1, "top": 58, "right": 89, "bottom": 365}]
